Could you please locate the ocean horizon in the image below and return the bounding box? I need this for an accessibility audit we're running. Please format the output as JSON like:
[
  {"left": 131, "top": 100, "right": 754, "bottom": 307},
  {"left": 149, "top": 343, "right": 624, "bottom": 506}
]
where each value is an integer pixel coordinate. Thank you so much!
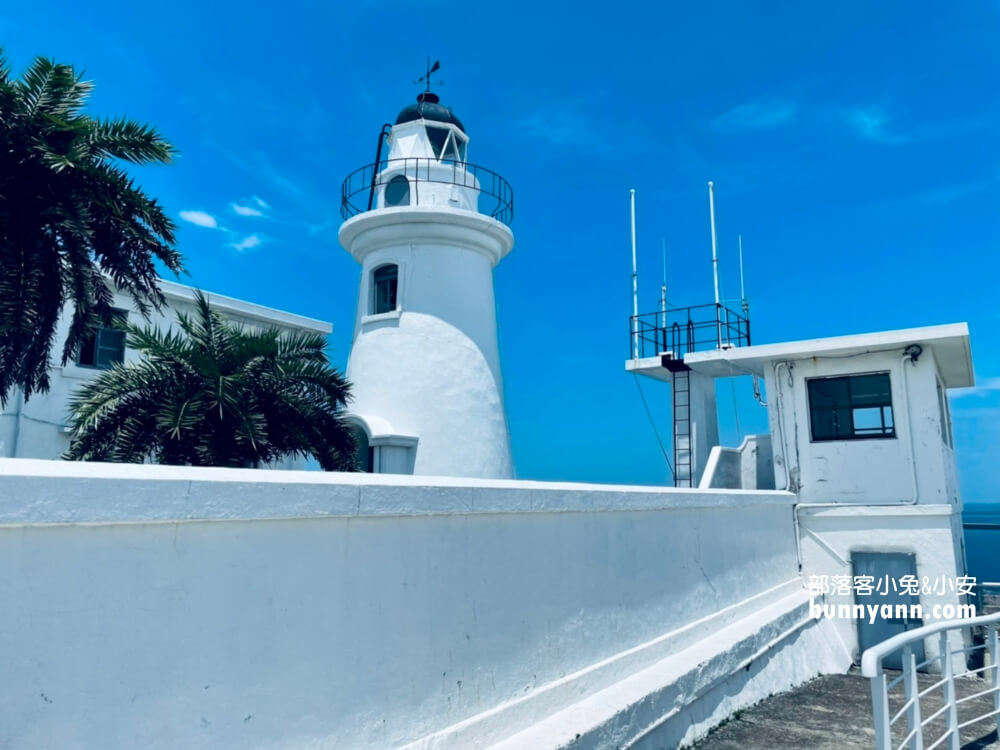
[{"left": 964, "top": 502, "right": 1000, "bottom": 584}]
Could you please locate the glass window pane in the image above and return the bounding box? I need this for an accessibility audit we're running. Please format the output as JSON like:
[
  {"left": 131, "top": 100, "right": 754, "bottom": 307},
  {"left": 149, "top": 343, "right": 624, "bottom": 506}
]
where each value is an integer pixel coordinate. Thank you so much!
[
  {"left": 852, "top": 407, "right": 884, "bottom": 433},
  {"left": 425, "top": 125, "right": 449, "bottom": 158},
  {"left": 384, "top": 175, "right": 410, "bottom": 206},
  {"left": 372, "top": 265, "right": 398, "bottom": 315},
  {"left": 96, "top": 329, "right": 125, "bottom": 368},
  {"left": 849, "top": 373, "right": 891, "bottom": 406},
  {"left": 77, "top": 334, "right": 97, "bottom": 367},
  {"left": 808, "top": 377, "right": 850, "bottom": 409}
]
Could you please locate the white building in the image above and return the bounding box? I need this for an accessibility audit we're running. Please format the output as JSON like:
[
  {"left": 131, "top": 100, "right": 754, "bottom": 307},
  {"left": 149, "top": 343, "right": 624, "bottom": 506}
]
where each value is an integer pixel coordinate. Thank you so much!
[
  {"left": 338, "top": 91, "right": 515, "bottom": 478},
  {"left": 628, "top": 306, "right": 973, "bottom": 670},
  {"left": 0, "top": 279, "right": 332, "bottom": 467}
]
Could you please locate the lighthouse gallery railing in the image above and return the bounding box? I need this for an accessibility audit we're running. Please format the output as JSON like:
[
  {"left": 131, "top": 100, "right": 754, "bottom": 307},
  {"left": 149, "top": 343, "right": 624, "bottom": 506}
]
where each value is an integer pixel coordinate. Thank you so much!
[{"left": 341, "top": 157, "right": 514, "bottom": 227}]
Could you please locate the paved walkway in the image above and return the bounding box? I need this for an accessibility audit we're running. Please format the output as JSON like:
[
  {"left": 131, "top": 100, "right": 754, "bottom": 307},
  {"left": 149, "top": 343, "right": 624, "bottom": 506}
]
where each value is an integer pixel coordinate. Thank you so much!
[{"left": 689, "top": 670, "right": 1000, "bottom": 750}]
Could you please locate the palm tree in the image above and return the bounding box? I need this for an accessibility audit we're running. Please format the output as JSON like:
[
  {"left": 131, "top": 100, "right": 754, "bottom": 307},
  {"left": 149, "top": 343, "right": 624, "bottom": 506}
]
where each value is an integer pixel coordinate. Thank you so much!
[
  {"left": 65, "top": 292, "right": 357, "bottom": 471},
  {"left": 0, "top": 49, "right": 183, "bottom": 406}
]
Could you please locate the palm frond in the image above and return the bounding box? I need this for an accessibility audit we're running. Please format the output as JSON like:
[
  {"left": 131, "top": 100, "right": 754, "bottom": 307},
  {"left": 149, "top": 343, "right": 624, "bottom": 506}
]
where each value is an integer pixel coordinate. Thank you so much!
[
  {"left": 89, "top": 117, "right": 175, "bottom": 164},
  {"left": 0, "top": 50, "right": 184, "bottom": 405},
  {"left": 65, "top": 295, "right": 356, "bottom": 470}
]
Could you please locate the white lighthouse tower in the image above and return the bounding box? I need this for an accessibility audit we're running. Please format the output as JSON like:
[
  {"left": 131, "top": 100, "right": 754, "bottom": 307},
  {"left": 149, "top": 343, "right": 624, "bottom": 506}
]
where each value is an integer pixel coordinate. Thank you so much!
[{"left": 338, "top": 86, "right": 515, "bottom": 478}]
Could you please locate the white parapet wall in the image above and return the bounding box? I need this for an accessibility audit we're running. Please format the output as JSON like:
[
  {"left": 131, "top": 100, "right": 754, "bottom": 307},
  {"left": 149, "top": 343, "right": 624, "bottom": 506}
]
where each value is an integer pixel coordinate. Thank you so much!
[
  {"left": 699, "top": 434, "right": 774, "bottom": 490},
  {"left": 0, "top": 459, "right": 849, "bottom": 749}
]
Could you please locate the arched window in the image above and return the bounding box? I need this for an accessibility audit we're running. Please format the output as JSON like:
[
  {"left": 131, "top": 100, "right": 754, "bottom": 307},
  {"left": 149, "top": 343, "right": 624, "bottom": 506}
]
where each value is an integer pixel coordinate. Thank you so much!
[
  {"left": 371, "top": 264, "right": 398, "bottom": 315},
  {"left": 384, "top": 174, "right": 410, "bottom": 207}
]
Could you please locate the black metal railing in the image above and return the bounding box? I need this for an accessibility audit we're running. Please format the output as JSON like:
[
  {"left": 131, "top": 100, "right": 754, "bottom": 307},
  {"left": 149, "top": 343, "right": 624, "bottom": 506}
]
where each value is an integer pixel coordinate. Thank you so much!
[
  {"left": 628, "top": 303, "right": 751, "bottom": 359},
  {"left": 340, "top": 157, "right": 514, "bottom": 226}
]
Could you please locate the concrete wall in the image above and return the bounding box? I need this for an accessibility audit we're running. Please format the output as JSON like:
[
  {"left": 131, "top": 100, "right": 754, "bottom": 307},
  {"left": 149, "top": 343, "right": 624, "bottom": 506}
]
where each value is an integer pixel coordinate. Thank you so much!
[
  {"left": 0, "top": 459, "right": 811, "bottom": 750},
  {"left": 687, "top": 371, "right": 720, "bottom": 486},
  {"left": 700, "top": 434, "right": 774, "bottom": 490},
  {"left": 798, "top": 504, "right": 968, "bottom": 665},
  {"left": 764, "top": 345, "right": 957, "bottom": 504},
  {"left": 0, "top": 284, "right": 330, "bottom": 470}
]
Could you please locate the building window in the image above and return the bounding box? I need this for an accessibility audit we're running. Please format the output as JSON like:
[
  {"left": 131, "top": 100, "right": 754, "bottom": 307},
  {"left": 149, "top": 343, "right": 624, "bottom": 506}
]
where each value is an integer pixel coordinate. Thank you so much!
[
  {"left": 385, "top": 174, "right": 410, "bottom": 207},
  {"left": 371, "top": 264, "right": 398, "bottom": 315},
  {"left": 937, "top": 378, "right": 953, "bottom": 448},
  {"left": 76, "top": 309, "right": 127, "bottom": 369},
  {"left": 807, "top": 372, "right": 895, "bottom": 441}
]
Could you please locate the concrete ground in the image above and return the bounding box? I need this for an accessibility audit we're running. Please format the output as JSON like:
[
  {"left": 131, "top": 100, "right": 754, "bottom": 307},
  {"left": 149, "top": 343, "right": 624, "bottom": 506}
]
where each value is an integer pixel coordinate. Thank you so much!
[{"left": 689, "top": 669, "right": 1000, "bottom": 750}]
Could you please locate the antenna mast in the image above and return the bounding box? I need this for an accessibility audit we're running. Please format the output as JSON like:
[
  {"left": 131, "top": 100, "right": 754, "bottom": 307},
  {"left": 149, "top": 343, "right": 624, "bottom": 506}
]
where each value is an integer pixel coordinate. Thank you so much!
[
  {"left": 708, "top": 181, "right": 722, "bottom": 348},
  {"left": 738, "top": 234, "right": 748, "bottom": 317},
  {"left": 630, "top": 189, "right": 639, "bottom": 359},
  {"left": 660, "top": 238, "right": 667, "bottom": 330}
]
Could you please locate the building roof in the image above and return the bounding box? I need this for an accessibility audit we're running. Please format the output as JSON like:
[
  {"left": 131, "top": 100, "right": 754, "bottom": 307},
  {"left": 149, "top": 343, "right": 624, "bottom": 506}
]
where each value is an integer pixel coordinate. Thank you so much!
[
  {"left": 395, "top": 92, "right": 466, "bottom": 133},
  {"left": 682, "top": 323, "right": 973, "bottom": 387},
  {"left": 158, "top": 280, "right": 332, "bottom": 335}
]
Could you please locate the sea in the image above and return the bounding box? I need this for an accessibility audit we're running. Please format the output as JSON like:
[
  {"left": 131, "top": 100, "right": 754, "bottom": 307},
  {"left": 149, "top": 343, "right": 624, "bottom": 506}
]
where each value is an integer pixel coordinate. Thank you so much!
[{"left": 964, "top": 502, "right": 1000, "bottom": 584}]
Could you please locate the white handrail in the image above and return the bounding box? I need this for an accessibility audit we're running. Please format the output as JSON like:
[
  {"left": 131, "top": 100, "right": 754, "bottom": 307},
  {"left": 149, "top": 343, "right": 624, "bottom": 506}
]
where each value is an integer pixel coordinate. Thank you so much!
[
  {"left": 861, "top": 611, "right": 1000, "bottom": 677},
  {"left": 862, "top": 611, "right": 1000, "bottom": 750}
]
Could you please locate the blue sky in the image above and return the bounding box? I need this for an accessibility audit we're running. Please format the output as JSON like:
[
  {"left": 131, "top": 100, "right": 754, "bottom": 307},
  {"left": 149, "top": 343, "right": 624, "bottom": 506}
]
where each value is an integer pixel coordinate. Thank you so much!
[{"left": 3, "top": 1, "right": 998, "bottom": 496}]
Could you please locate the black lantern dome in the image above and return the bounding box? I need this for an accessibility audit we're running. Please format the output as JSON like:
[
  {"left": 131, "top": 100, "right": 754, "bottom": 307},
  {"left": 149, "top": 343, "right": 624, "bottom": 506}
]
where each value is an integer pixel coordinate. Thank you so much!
[{"left": 395, "top": 92, "right": 466, "bottom": 134}]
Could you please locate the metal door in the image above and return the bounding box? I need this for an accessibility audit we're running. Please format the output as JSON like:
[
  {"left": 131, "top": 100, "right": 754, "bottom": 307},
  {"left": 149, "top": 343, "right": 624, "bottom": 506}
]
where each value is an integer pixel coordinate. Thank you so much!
[{"left": 852, "top": 552, "right": 925, "bottom": 670}]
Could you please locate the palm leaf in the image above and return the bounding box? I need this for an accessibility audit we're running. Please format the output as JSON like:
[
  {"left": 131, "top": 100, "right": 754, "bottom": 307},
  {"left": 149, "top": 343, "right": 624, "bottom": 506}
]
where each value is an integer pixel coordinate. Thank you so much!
[{"left": 65, "top": 292, "right": 357, "bottom": 470}]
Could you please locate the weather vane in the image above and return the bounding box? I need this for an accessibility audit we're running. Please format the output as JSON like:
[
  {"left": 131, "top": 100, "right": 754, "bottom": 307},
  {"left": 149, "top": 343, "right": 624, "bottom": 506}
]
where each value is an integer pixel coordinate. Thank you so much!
[{"left": 414, "top": 58, "right": 443, "bottom": 94}]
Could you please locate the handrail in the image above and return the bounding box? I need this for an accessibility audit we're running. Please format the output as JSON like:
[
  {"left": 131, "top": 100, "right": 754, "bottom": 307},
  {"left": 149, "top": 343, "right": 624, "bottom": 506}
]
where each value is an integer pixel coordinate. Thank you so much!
[
  {"left": 629, "top": 302, "right": 751, "bottom": 359},
  {"left": 340, "top": 157, "right": 514, "bottom": 226},
  {"left": 862, "top": 611, "right": 1000, "bottom": 750},
  {"left": 861, "top": 611, "right": 1000, "bottom": 677}
]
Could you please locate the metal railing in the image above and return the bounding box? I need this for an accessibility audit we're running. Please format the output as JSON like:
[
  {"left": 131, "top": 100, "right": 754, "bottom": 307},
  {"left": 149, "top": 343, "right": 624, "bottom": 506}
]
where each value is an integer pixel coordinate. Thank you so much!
[
  {"left": 629, "top": 303, "right": 751, "bottom": 359},
  {"left": 340, "top": 157, "right": 514, "bottom": 226},
  {"left": 861, "top": 612, "right": 1000, "bottom": 750}
]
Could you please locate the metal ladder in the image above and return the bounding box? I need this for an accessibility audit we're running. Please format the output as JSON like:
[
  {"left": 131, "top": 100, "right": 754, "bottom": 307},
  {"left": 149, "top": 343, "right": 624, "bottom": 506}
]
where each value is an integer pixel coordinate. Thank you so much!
[{"left": 672, "top": 369, "right": 692, "bottom": 487}]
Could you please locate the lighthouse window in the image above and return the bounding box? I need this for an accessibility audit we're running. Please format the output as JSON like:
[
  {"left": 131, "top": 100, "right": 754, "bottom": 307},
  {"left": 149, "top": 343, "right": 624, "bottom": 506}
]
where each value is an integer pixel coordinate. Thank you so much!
[
  {"left": 384, "top": 175, "right": 410, "bottom": 206},
  {"left": 371, "top": 264, "right": 398, "bottom": 315},
  {"left": 808, "top": 373, "right": 895, "bottom": 441},
  {"left": 425, "top": 125, "right": 450, "bottom": 158}
]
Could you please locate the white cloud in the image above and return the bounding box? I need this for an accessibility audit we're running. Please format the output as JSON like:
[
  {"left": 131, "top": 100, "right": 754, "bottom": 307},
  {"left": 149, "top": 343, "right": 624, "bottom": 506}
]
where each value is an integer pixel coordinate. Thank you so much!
[
  {"left": 252, "top": 196, "right": 270, "bottom": 210},
  {"left": 231, "top": 202, "right": 265, "bottom": 218},
  {"left": 845, "top": 107, "right": 910, "bottom": 145},
  {"left": 952, "top": 376, "right": 1000, "bottom": 400},
  {"left": 229, "top": 234, "right": 262, "bottom": 252},
  {"left": 179, "top": 210, "right": 219, "bottom": 229},
  {"left": 711, "top": 100, "right": 798, "bottom": 133}
]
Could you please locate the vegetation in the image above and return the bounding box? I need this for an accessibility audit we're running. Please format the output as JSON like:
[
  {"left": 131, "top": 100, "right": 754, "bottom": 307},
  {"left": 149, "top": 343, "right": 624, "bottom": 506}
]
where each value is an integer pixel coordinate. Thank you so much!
[
  {"left": 65, "top": 292, "right": 357, "bottom": 470},
  {"left": 0, "top": 49, "right": 182, "bottom": 405}
]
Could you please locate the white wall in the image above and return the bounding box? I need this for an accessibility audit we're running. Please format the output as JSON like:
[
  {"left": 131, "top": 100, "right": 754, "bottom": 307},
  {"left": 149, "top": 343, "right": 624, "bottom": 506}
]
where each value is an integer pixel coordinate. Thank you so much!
[
  {"left": 0, "top": 287, "right": 329, "bottom": 469},
  {"left": 764, "top": 345, "right": 956, "bottom": 504},
  {"left": 799, "top": 504, "right": 968, "bottom": 665},
  {"left": 700, "top": 434, "right": 774, "bottom": 490},
  {"left": 688, "top": 371, "right": 720, "bottom": 486},
  {"left": 0, "top": 459, "right": 803, "bottom": 750}
]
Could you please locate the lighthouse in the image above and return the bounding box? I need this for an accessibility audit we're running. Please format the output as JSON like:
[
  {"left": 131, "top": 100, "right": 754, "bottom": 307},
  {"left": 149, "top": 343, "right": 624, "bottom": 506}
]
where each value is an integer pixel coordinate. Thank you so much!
[{"left": 338, "top": 85, "right": 515, "bottom": 478}]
